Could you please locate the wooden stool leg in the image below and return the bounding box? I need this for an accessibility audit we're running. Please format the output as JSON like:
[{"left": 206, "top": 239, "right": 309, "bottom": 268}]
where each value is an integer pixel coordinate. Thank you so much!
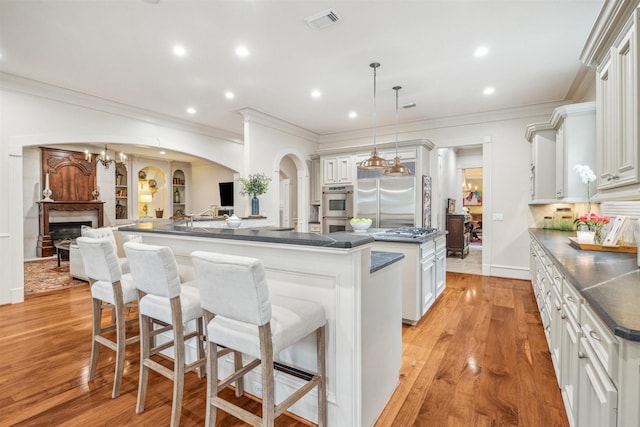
[
  {"left": 205, "top": 338, "right": 218, "bottom": 427},
  {"left": 170, "top": 300, "right": 185, "bottom": 427},
  {"left": 259, "top": 324, "right": 275, "bottom": 427},
  {"left": 111, "top": 282, "right": 126, "bottom": 398},
  {"left": 136, "top": 314, "right": 151, "bottom": 414},
  {"left": 234, "top": 351, "right": 244, "bottom": 397},
  {"left": 196, "top": 318, "right": 205, "bottom": 379},
  {"left": 317, "top": 325, "right": 327, "bottom": 427},
  {"left": 88, "top": 296, "right": 102, "bottom": 381}
]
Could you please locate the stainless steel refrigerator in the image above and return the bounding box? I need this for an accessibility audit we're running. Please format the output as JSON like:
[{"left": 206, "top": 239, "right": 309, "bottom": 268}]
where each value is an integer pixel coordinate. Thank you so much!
[{"left": 356, "top": 177, "right": 415, "bottom": 228}]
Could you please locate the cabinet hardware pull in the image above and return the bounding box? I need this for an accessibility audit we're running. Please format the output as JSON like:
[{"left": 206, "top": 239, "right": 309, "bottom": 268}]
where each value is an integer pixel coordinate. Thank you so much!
[
  {"left": 589, "top": 330, "right": 601, "bottom": 342},
  {"left": 566, "top": 295, "right": 575, "bottom": 302},
  {"left": 578, "top": 351, "right": 588, "bottom": 359},
  {"left": 546, "top": 290, "right": 551, "bottom": 296},
  {"left": 546, "top": 325, "right": 551, "bottom": 332},
  {"left": 561, "top": 314, "right": 567, "bottom": 319}
]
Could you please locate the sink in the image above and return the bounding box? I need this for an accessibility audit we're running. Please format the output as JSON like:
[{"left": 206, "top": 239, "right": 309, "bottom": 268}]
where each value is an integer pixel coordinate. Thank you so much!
[{"left": 248, "top": 227, "right": 294, "bottom": 231}]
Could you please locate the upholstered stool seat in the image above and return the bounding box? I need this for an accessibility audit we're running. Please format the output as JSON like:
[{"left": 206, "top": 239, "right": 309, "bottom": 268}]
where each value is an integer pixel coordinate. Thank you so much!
[
  {"left": 191, "top": 251, "right": 327, "bottom": 427},
  {"left": 76, "top": 236, "right": 139, "bottom": 399},
  {"left": 124, "top": 241, "right": 206, "bottom": 427}
]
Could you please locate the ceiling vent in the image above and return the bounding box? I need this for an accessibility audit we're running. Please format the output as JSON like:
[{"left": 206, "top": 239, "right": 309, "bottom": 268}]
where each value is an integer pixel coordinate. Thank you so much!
[{"left": 304, "top": 9, "right": 341, "bottom": 30}]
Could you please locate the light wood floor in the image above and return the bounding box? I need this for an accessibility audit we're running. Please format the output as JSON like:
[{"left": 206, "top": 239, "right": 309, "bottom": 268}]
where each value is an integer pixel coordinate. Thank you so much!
[{"left": 0, "top": 272, "right": 567, "bottom": 426}]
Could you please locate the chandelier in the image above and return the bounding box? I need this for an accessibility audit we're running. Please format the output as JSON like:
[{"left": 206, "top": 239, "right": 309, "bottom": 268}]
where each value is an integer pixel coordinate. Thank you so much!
[
  {"left": 85, "top": 144, "right": 127, "bottom": 170},
  {"left": 384, "top": 85, "right": 411, "bottom": 176},
  {"left": 359, "top": 62, "right": 389, "bottom": 170}
]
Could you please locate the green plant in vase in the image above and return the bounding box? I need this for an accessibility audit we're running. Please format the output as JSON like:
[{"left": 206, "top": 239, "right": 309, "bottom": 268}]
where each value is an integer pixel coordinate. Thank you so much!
[{"left": 239, "top": 173, "right": 271, "bottom": 216}]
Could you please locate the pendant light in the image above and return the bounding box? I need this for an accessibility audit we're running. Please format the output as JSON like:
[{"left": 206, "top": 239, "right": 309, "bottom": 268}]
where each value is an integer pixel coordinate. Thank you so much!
[
  {"left": 359, "top": 62, "right": 389, "bottom": 170},
  {"left": 384, "top": 85, "right": 411, "bottom": 176}
]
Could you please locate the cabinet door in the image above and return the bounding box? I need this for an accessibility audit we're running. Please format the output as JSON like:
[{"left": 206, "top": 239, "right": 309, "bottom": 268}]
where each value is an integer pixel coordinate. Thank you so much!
[
  {"left": 560, "top": 308, "right": 581, "bottom": 427},
  {"left": 596, "top": 56, "right": 616, "bottom": 190},
  {"left": 323, "top": 158, "right": 337, "bottom": 185},
  {"left": 420, "top": 255, "right": 436, "bottom": 316},
  {"left": 577, "top": 337, "right": 618, "bottom": 427},
  {"left": 434, "top": 238, "right": 446, "bottom": 297},
  {"left": 612, "top": 23, "right": 638, "bottom": 187},
  {"left": 310, "top": 158, "right": 321, "bottom": 205},
  {"left": 337, "top": 156, "right": 353, "bottom": 183}
]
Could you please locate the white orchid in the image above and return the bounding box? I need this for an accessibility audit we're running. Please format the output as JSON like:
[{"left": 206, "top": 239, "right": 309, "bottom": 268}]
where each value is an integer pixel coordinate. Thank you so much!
[
  {"left": 574, "top": 164, "right": 596, "bottom": 213},
  {"left": 574, "top": 164, "right": 596, "bottom": 184}
]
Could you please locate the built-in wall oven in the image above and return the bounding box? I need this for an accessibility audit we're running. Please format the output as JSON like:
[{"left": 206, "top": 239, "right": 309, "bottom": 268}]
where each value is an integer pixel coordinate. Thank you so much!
[{"left": 322, "top": 185, "right": 354, "bottom": 233}]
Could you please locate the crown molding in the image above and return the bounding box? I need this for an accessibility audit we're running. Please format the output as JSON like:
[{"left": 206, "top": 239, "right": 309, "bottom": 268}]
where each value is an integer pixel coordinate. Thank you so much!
[
  {"left": 318, "top": 101, "right": 565, "bottom": 146},
  {"left": 565, "top": 64, "right": 596, "bottom": 102},
  {"left": 316, "top": 139, "right": 435, "bottom": 156},
  {"left": 580, "top": 0, "right": 639, "bottom": 67},
  {"left": 237, "top": 107, "right": 320, "bottom": 144},
  {"left": 0, "top": 72, "right": 243, "bottom": 144}
]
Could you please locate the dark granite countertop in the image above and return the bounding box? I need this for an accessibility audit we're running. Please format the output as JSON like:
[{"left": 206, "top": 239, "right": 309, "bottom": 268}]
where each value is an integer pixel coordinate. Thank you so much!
[
  {"left": 119, "top": 221, "right": 374, "bottom": 249},
  {"left": 529, "top": 228, "right": 640, "bottom": 342},
  {"left": 370, "top": 251, "right": 405, "bottom": 273}
]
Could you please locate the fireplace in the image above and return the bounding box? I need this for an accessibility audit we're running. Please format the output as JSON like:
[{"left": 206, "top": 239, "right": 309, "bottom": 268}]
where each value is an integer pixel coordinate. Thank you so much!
[
  {"left": 37, "top": 201, "right": 105, "bottom": 257},
  {"left": 49, "top": 221, "right": 92, "bottom": 244}
]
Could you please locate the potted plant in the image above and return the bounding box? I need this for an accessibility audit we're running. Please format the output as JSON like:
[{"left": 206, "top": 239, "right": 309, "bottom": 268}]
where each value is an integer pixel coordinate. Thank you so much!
[{"left": 239, "top": 173, "right": 271, "bottom": 216}]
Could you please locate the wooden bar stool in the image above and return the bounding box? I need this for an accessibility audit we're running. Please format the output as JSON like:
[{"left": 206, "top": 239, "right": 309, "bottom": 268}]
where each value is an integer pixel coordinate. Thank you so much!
[
  {"left": 124, "top": 241, "right": 206, "bottom": 427},
  {"left": 191, "top": 251, "right": 327, "bottom": 427},
  {"left": 76, "top": 236, "right": 139, "bottom": 399}
]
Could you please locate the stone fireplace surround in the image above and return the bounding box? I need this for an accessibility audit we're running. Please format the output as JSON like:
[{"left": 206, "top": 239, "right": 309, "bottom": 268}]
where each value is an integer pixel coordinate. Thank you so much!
[{"left": 37, "top": 201, "right": 104, "bottom": 257}]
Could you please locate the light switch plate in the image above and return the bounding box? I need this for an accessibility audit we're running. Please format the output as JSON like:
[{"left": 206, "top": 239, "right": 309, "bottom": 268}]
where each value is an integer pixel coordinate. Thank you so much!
[{"left": 493, "top": 213, "right": 504, "bottom": 221}]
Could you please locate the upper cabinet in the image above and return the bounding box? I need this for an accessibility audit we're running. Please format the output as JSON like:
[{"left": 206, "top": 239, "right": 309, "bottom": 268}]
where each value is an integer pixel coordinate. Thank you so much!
[
  {"left": 310, "top": 157, "right": 321, "bottom": 205},
  {"left": 582, "top": 4, "right": 640, "bottom": 200},
  {"left": 525, "top": 102, "right": 596, "bottom": 204},
  {"left": 550, "top": 103, "right": 596, "bottom": 202},
  {"left": 526, "top": 123, "right": 556, "bottom": 203},
  {"left": 323, "top": 155, "right": 353, "bottom": 185}
]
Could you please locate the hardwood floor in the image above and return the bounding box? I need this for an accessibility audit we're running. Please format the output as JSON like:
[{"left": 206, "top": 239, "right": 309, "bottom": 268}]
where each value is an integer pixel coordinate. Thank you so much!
[{"left": 0, "top": 273, "right": 567, "bottom": 426}]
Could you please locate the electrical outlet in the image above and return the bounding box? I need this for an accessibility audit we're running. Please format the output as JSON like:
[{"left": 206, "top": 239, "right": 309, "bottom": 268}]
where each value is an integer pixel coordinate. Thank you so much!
[{"left": 493, "top": 213, "right": 504, "bottom": 221}]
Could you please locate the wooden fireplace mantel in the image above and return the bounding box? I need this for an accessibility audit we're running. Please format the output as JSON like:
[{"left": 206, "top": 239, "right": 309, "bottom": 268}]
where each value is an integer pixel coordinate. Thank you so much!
[{"left": 37, "top": 201, "right": 104, "bottom": 257}]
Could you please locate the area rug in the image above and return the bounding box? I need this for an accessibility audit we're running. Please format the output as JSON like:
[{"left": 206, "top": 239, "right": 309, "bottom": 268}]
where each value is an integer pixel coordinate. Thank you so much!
[{"left": 24, "top": 258, "right": 87, "bottom": 294}]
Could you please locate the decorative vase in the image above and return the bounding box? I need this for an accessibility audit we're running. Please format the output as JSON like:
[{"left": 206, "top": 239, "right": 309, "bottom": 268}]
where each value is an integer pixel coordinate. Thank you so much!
[
  {"left": 593, "top": 226, "right": 604, "bottom": 245},
  {"left": 251, "top": 195, "right": 259, "bottom": 216},
  {"left": 576, "top": 230, "right": 595, "bottom": 243}
]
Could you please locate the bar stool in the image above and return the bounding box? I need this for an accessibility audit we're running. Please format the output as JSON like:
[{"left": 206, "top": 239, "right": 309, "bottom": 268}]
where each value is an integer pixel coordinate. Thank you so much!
[
  {"left": 191, "top": 251, "right": 327, "bottom": 427},
  {"left": 76, "top": 236, "right": 139, "bottom": 399},
  {"left": 81, "top": 226, "right": 133, "bottom": 273},
  {"left": 123, "top": 241, "right": 206, "bottom": 427}
]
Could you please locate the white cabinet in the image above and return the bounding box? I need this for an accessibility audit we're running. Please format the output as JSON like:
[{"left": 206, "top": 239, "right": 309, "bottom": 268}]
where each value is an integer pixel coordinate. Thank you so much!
[
  {"left": 310, "top": 157, "right": 321, "bottom": 205},
  {"left": 588, "top": 10, "right": 640, "bottom": 199},
  {"left": 373, "top": 237, "right": 443, "bottom": 325},
  {"left": 530, "top": 237, "right": 629, "bottom": 427},
  {"left": 323, "top": 155, "right": 353, "bottom": 185},
  {"left": 434, "top": 235, "right": 446, "bottom": 298},
  {"left": 525, "top": 123, "right": 556, "bottom": 202},
  {"left": 309, "top": 223, "right": 321, "bottom": 233},
  {"left": 552, "top": 103, "right": 596, "bottom": 202},
  {"left": 420, "top": 241, "right": 436, "bottom": 316}
]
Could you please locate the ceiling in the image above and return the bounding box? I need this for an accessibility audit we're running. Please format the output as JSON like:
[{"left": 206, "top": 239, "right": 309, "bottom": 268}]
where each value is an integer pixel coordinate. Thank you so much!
[{"left": 1, "top": 0, "right": 603, "bottom": 142}]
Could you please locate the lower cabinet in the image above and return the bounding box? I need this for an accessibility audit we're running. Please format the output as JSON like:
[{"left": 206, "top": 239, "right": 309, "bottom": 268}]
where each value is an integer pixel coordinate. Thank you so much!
[
  {"left": 420, "top": 242, "right": 436, "bottom": 317},
  {"left": 434, "top": 235, "right": 447, "bottom": 298},
  {"left": 530, "top": 238, "right": 629, "bottom": 427}
]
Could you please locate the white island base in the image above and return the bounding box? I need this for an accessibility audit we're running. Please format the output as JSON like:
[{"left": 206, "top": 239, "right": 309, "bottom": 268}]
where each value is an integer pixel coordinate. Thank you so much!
[{"left": 122, "top": 229, "right": 403, "bottom": 427}]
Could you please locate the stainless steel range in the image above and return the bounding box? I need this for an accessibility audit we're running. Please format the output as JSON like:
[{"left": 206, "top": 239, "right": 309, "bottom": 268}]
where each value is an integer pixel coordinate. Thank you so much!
[{"left": 373, "top": 227, "right": 437, "bottom": 242}]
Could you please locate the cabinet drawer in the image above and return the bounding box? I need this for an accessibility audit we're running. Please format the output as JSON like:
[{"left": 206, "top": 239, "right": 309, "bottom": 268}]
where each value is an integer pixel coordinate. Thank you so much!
[
  {"left": 581, "top": 304, "right": 619, "bottom": 378},
  {"left": 563, "top": 280, "right": 581, "bottom": 322},
  {"left": 420, "top": 241, "right": 435, "bottom": 260}
]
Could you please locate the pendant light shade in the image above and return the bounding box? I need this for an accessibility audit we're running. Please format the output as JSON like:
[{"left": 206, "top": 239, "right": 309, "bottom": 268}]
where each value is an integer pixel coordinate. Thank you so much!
[
  {"left": 359, "top": 62, "right": 389, "bottom": 170},
  {"left": 384, "top": 85, "right": 411, "bottom": 176}
]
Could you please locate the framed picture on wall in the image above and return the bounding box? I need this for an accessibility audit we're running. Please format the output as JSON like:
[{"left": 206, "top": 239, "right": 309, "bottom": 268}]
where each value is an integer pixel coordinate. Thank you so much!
[
  {"left": 422, "top": 175, "right": 432, "bottom": 228},
  {"left": 463, "top": 190, "right": 482, "bottom": 206}
]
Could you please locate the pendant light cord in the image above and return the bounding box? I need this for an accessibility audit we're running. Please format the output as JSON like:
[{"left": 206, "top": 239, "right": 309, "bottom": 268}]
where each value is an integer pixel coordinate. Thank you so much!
[
  {"left": 393, "top": 86, "right": 401, "bottom": 156},
  {"left": 371, "top": 62, "right": 380, "bottom": 148}
]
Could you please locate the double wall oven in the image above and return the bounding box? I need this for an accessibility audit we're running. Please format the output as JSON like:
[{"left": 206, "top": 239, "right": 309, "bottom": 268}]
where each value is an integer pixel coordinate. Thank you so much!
[{"left": 322, "top": 185, "right": 354, "bottom": 233}]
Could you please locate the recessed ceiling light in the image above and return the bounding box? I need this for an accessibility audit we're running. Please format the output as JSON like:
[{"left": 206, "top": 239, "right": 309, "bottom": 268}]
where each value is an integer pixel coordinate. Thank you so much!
[
  {"left": 483, "top": 86, "right": 495, "bottom": 95},
  {"left": 225, "top": 91, "right": 235, "bottom": 100},
  {"left": 186, "top": 107, "right": 197, "bottom": 114},
  {"left": 348, "top": 111, "right": 357, "bottom": 119},
  {"left": 235, "top": 45, "right": 249, "bottom": 57},
  {"left": 173, "top": 45, "right": 187, "bottom": 57},
  {"left": 311, "top": 90, "right": 322, "bottom": 98},
  {"left": 474, "top": 46, "right": 489, "bottom": 57},
  {"left": 159, "top": 151, "right": 166, "bottom": 155}
]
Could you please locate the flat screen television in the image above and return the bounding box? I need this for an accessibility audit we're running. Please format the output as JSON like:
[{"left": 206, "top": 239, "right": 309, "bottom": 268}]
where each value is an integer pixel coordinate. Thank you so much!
[{"left": 219, "top": 182, "right": 234, "bottom": 207}]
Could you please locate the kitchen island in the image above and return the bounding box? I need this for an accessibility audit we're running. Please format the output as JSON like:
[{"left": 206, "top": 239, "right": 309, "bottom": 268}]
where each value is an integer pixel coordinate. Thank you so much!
[
  {"left": 331, "top": 228, "right": 448, "bottom": 324},
  {"left": 119, "top": 221, "right": 404, "bottom": 427}
]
